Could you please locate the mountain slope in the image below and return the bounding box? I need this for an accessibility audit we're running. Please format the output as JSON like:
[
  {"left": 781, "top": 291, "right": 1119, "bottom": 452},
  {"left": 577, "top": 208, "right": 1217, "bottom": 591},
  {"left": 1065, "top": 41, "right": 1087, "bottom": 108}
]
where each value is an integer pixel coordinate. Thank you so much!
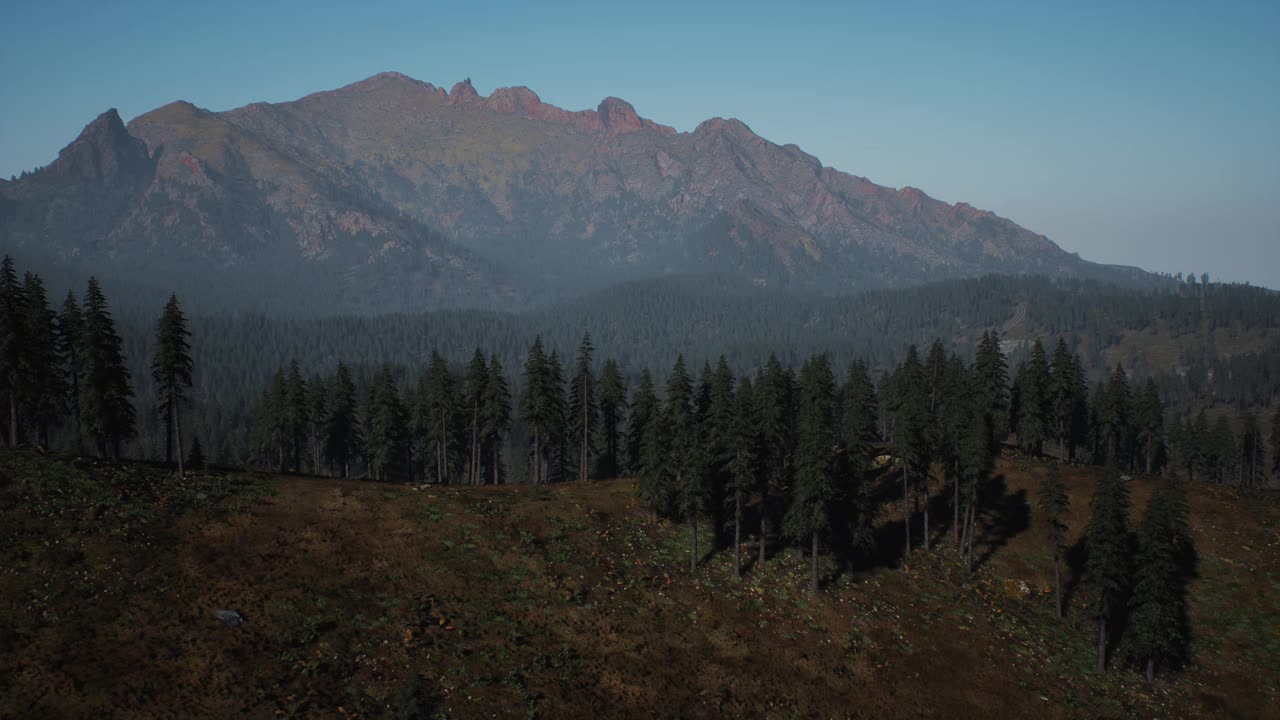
[{"left": 1, "top": 72, "right": 1147, "bottom": 312}]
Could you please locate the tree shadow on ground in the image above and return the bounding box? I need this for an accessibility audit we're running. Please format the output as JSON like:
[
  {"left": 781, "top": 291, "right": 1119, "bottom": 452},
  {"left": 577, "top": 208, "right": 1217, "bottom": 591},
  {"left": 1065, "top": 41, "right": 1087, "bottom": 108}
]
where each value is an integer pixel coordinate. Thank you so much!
[{"left": 970, "top": 474, "right": 1031, "bottom": 571}]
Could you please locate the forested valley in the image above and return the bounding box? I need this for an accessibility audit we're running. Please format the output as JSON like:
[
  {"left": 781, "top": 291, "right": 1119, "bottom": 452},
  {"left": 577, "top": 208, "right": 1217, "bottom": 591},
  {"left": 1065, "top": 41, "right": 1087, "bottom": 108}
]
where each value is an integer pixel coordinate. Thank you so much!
[{"left": 2, "top": 253, "right": 1279, "bottom": 717}]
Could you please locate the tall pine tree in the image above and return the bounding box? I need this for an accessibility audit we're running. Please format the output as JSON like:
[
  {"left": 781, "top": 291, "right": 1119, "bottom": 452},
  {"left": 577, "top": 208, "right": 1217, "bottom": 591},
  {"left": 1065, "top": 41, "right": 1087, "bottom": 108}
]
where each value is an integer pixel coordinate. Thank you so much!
[
  {"left": 786, "top": 354, "right": 838, "bottom": 593},
  {"left": 568, "top": 333, "right": 597, "bottom": 482},
  {"left": 1085, "top": 467, "right": 1133, "bottom": 672},
  {"left": 596, "top": 359, "right": 627, "bottom": 479},
  {"left": 152, "top": 293, "right": 194, "bottom": 475},
  {"left": 1040, "top": 462, "right": 1070, "bottom": 619},
  {"left": 480, "top": 354, "right": 512, "bottom": 484},
  {"left": 1126, "top": 476, "right": 1192, "bottom": 682},
  {"left": 80, "top": 278, "right": 136, "bottom": 459}
]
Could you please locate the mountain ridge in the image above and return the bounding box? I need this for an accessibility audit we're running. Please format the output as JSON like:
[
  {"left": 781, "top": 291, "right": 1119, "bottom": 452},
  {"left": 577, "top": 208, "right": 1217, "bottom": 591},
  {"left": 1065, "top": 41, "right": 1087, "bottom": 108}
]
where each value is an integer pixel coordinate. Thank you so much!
[{"left": 1, "top": 71, "right": 1150, "bottom": 312}]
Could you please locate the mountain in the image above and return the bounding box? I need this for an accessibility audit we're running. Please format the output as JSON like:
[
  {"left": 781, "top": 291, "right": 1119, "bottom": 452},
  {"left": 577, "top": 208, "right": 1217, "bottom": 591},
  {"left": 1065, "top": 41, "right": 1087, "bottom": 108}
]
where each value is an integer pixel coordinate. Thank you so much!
[{"left": 1, "top": 72, "right": 1147, "bottom": 312}]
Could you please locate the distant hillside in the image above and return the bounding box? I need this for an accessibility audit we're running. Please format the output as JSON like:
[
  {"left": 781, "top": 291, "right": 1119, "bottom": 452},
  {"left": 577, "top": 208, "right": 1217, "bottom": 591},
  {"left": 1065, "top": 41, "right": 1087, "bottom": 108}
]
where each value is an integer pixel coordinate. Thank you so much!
[{"left": 1, "top": 72, "right": 1151, "bottom": 313}]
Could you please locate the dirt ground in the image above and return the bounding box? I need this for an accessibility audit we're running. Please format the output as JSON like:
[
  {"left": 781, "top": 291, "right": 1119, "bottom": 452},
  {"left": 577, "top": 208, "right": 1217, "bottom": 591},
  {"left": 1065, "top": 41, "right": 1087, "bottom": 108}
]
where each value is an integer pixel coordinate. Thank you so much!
[{"left": 2, "top": 454, "right": 1277, "bottom": 719}]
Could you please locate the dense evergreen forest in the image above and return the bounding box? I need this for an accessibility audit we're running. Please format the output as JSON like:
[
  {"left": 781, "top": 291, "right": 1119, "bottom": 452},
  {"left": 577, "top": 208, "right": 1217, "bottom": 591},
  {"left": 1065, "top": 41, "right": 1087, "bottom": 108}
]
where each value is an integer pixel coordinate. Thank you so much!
[
  {"left": 4, "top": 249, "right": 1235, "bottom": 683},
  {"left": 4, "top": 256, "right": 1279, "bottom": 478}
]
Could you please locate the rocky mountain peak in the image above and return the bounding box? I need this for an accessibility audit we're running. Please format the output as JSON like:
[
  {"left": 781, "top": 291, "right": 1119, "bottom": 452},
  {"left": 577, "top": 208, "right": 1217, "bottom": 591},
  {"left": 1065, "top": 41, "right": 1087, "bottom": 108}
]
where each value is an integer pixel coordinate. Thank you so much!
[{"left": 48, "top": 108, "right": 152, "bottom": 184}]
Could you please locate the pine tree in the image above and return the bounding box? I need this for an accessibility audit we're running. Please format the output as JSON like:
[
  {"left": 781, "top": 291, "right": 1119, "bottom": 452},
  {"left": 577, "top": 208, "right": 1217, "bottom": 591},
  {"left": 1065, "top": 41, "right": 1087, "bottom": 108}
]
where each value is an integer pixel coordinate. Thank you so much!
[
  {"left": 480, "top": 354, "right": 512, "bottom": 484},
  {"left": 939, "top": 355, "right": 971, "bottom": 550},
  {"left": 18, "top": 273, "right": 65, "bottom": 447},
  {"left": 842, "top": 360, "right": 878, "bottom": 472},
  {"left": 726, "top": 375, "right": 759, "bottom": 578},
  {"left": 636, "top": 379, "right": 672, "bottom": 518},
  {"left": 627, "top": 369, "right": 658, "bottom": 477},
  {"left": 1049, "top": 338, "right": 1076, "bottom": 461},
  {"left": 416, "top": 351, "right": 456, "bottom": 484},
  {"left": 0, "top": 257, "right": 23, "bottom": 446},
  {"left": 893, "top": 346, "right": 930, "bottom": 553},
  {"left": 464, "top": 349, "right": 489, "bottom": 485},
  {"left": 324, "top": 362, "right": 358, "bottom": 478},
  {"left": 79, "top": 278, "right": 136, "bottom": 459},
  {"left": 307, "top": 373, "right": 327, "bottom": 474},
  {"left": 57, "top": 292, "right": 85, "bottom": 454},
  {"left": 254, "top": 369, "right": 289, "bottom": 470},
  {"left": 1040, "top": 462, "right": 1070, "bottom": 619},
  {"left": 543, "top": 351, "right": 568, "bottom": 484},
  {"left": 973, "top": 330, "right": 1010, "bottom": 440},
  {"left": 1271, "top": 409, "right": 1280, "bottom": 486},
  {"left": 1133, "top": 380, "right": 1164, "bottom": 474},
  {"left": 1126, "top": 476, "right": 1192, "bottom": 682},
  {"left": 567, "top": 333, "right": 597, "bottom": 482},
  {"left": 1098, "top": 365, "right": 1133, "bottom": 468},
  {"left": 664, "top": 356, "right": 703, "bottom": 573},
  {"left": 957, "top": 393, "right": 991, "bottom": 567},
  {"left": 284, "top": 361, "right": 309, "bottom": 473},
  {"left": 1085, "top": 467, "right": 1133, "bottom": 672},
  {"left": 366, "top": 367, "right": 409, "bottom": 481},
  {"left": 755, "top": 355, "right": 794, "bottom": 567},
  {"left": 596, "top": 359, "right": 627, "bottom": 479},
  {"left": 1017, "top": 339, "right": 1051, "bottom": 455},
  {"left": 152, "top": 293, "right": 194, "bottom": 476},
  {"left": 188, "top": 435, "right": 206, "bottom": 471},
  {"left": 704, "top": 356, "right": 736, "bottom": 550},
  {"left": 522, "top": 337, "right": 550, "bottom": 484},
  {"left": 1238, "top": 411, "right": 1264, "bottom": 490},
  {"left": 786, "top": 354, "right": 838, "bottom": 593}
]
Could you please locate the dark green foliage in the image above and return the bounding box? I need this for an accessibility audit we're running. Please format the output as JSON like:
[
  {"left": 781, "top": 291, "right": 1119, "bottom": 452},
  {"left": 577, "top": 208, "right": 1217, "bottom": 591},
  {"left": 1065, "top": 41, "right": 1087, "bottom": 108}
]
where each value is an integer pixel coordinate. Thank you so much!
[
  {"left": 1097, "top": 365, "right": 1133, "bottom": 468},
  {"left": 151, "top": 293, "right": 193, "bottom": 473},
  {"left": 0, "top": 256, "right": 21, "bottom": 447},
  {"left": 754, "top": 355, "right": 795, "bottom": 566},
  {"left": 726, "top": 375, "right": 758, "bottom": 578},
  {"left": 1238, "top": 411, "right": 1265, "bottom": 490},
  {"left": 1125, "top": 476, "right": 1193, "bottom": 681},
  {"left": 366, "top": 367, "right": 410, "bottom": 481},
  {"left": 1040, "top": 462, "right": 1069, "bottom": 619},
  {"left": 567, "top": 333, "right": 597, "bottom": 482},
  {"left": 188, "top": 435, "right": 206, "bottom": 470},
  {"left": 415, "top": 351, "right": 456, "bottom": 484},
  {"left": 463, "top": 350, "right": 489, "bottom": 485},
  {"left": 891, "top": 345, "right": 930, "bottom": 553},
  {"left": 973, "top": 330, "right": 1010, "bottom": 439},
  {"left": 663, "top": 356, "right": 703, "bottom": 572},
  {"left": 1133, "top": 380, "right": 1164, "bottom": 475},
  {"left": 56, "top": 291, "right": 85, "bottom": 453},
  {"left": 323, "top": 362, "right": 359, "bottom": 478},
  {"left": 1085, "top": 467, "right": 1133, "bottom": 672},
  {"left": 785, "top": 354, "right": 838, "bottom": 592},
  {"left": 841, "top": 359, "right": 878, "bottom": 472},
  {"left": 626, "top": 369, "right": 658, "bottom": 478},
  {"left": 1272, "top": 409, "right": 1280, "bottom": 485},
  {"left": 595, "top": 359, "right": 626, "bottom": 479},
  {"left": 480, "top": 354, "right": 512, "bottom": 484},
  {"left": 1016, "top": 339, "right": 1051, "bottom": 455},
  {"left": 79, "top": 277, "right": 136, "bottom": 458},
  {"left": 17, "top": 272, "right": 66, "bottom": 447},
  {"left": 284, "top": 361, "right": 309, "bottom": 473}
]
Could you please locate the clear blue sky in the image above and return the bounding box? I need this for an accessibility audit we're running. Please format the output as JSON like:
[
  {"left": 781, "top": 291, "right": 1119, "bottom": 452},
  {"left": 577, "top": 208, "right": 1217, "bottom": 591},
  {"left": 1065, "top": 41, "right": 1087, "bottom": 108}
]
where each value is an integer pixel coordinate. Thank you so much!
[{"left": 3, "top": 0, "right": 1277, "bottom": 287}]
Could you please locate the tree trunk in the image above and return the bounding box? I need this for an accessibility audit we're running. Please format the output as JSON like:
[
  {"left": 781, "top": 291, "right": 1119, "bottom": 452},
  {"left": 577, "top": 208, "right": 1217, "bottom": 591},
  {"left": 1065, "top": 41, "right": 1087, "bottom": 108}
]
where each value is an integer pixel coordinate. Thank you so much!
[
  {"left": 759, "top": 515, "right": 767, "bottom": 567},
  {"left": 1096, "top": 616, "right": 1108, "bottom": 673},
  {"left": 734, "top": 490, "right": 742, "bottom": 579},
  {"left": 580, "top": 396, "right": 589, "bottom": 482},
  {"left": 954, "top": 463, "right": 961, "bottom": 550},
  {"left": 493, "top": 443, "right": 500, "bottom": 485},
  {"left": 810, "top": 531, "right": 819, "bottom": 594},
  {"left": 689, "top": 497, "right": 698, "bottom": 575},
  {"left": 1053, "top": 555, "right": 1062, "bottom": 620},
  {"left": 533, "top": 429, "right": 541, "bottom": 485},
  {"left": 1145, "top": 657, "right": 1155, "bottom": 683},
  {"left": 902, "top": 465, "right": 911, "bottom": 555},
  {"left": 8, "top": 390, "right": 16, "bottom": 447},
  {"left": 174, "top": 405, "right": 185, "bottom": 479},
  {"left": 922, "top": 472, "right": 930, "bottom": 551},
  {"left": 471, "top": 405, "right": 479, "bottom": 485}
]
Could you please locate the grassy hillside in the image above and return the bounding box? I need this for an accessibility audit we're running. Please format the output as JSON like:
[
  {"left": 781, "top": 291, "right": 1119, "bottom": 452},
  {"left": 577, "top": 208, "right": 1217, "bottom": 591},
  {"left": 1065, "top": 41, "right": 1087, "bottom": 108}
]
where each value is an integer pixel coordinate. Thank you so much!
[{"left": 1, "top": 452, "right": 1276, "bottom": 718}]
